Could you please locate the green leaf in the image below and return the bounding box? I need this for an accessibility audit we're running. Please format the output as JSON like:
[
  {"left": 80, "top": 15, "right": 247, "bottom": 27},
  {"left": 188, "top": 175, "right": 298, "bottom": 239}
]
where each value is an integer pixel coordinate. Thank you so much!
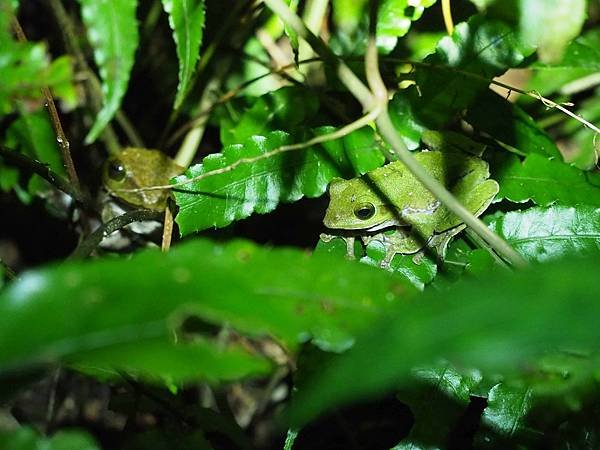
[
  {"left": 468, "top": 0, "right": 496, "bottom": 9},
  {"left": 4, "top": 111, "right": 65, "bottom": 196},
  {"left": 288, "top": 255, "right": 600, "bottom": 425},
  {"left": 474, "top": 383, "right": 533, "bottom": 445},
  {"left": 527, "top": 30, "right": 600, "bottom": 96},
  {"left": 0, "top": 427, "right": 100, "bottom": 450},
  {"left": 466, "top": 90, "right": 561, "bottom": 158},
  {"left": 220, "top": 87, "right": 320, "bottom": 147},
  {"left": 78, "top": 0, "right": 139, "bottom": 144},
  {"left": 376, "top": 0, "right": 437, "bottom": 53},
  {"left": 361, "top": 239, "right": 437, "bottom": 289},
  {"left": 542, "top": 29, "right": 600, "bottom": 68},
  {"left": 560, "top": 92, "right": 600, "bottom": 170},
  {"left": 283, "top": 0, "right": 300, "bottom": 59},
  {"left": 331, "top": 0, "right": 368, "bottom": 33},
  {"left": 391, "top": 17, "right": 534, "bottom": 138},
  {"left": 72, "top": 337, "right": 269, "bottom": 384},
  {"left": 487, "top": 205, "right": 600, "bottom": 263},
  {"left": 173, "top": 127, "right": 386, "bottom": 235},
  {"left": 0, "top": 239, "right": 414, "bottom": 378},
  {"left": 161, "top": 0, "right": 206, "bottom": 110},
  {"left": 0, "top": 23, "right": 75, "bottom": 114},
  {"left": 490, "top": 153, "right": 600, "bottom": 207},
  {"left": 315, "top": 236, "right": 438, "bottom": 290},
  {"left": 519, "top": 0, "right": 587, "bottom": 63},
  {"left": 396, "top": 364, "right": 482, "bottom": 448}
]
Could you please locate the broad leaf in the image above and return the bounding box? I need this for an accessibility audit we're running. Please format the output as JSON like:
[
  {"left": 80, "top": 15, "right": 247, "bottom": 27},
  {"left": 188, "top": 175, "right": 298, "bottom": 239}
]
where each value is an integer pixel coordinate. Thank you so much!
[
  {"left": 390, "top": 17, "right": 534, "bottom": 146},
  {"left": 330, "top": 0, "right": 436, "bottom": 54},
  {"left": 395, "top": 364, "right": 482, "bottom": 448},
  {"left": 466, "top": 90, "right": 561, "bottom": 158},
  {"left": 0, "top": 4, "right": 75, "bottom": 114},
  {"left": 376, "top": 0, "right": 437, "bottom": 53},
  {"left": 0, "top": 239, "right": 414, "bottom": 379},
  {"left": 314, "top": 237, "right": 437, "bottom": 290},
  {"left": 491, "top": 153, "right": 600, "bottom": 207},
  {"left": 487, "top": 205, "right": 600, "bottom": 262},
  {"left": 560, "top": 91, "right": 600, "bottom": 170},
  {"left": 220, "top": 87, "right": 320, "bottom": 147},
  {"left": 174, "top": 127, "right": 386, "bottom": 235},
  {"left": 78, "top": 0, "right": 139, "bottom": 144},
  {"left": 474, "top": 383, "right": 533, "bottom": 446},
  {"left": 519, "top": 0, "right": 587, "bottom": 63},
  {"left": 331, "top": 0, "right": 368, "bottom": 34},
  {"left": 288, "top": 255, "right": 600, "bottom": 425},
  {"left": 527, "top": 30, "right": 600, "bottom": 96},
  {"left": 4, "top": 111, "right": 65, "bottom": 198},
  {"left": 72, "top": 337, "right": 269, "bottom": 384},
  {"left": 0, "top": 427, "right": 100, "bottom": 450},
  {"left": 161, "top": 0, "right": 206, "bottom": 109}
]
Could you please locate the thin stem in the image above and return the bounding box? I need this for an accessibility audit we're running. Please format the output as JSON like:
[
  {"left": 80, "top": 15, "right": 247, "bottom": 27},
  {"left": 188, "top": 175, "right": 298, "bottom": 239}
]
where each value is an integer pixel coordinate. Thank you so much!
[
  {"left": 113, "top": 109, "right": 381, "bottom": 194},
  {"left": 465, "top": 229, "right": 510, "bottom": 270},
  {"left": 0, "top": 145, "right": 89, "bottom": 206},
  {"left": 375, "top": 110, "right": 527, "bottom": 268},
  {"left": 264, "top": 0, "right": 375, "bottom": 110},
  {"left": 441, "top": 0, "right": 454, "bottom": 35},
  {"left": 161, "top": 204, "right": 174, "bottom": 252},
  {"left": 69, "top": 210, "right": 163, "bottom": 259},
  {"left": 386, "top": 57, "right": 600, "bottom": 135},
  {"left": 298, "top": 0, "right": 329, "bottom": 76},
  {"left": 11, "top": 16, "right": 82, "bottom": 196}
]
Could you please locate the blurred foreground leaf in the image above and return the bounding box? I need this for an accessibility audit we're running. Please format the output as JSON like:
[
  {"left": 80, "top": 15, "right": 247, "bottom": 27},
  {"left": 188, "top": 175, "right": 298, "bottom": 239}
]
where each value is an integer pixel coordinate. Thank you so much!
[
  {"left": 0, "top": 239, "right": 413, "bottom": 382},
  {"left": 0, "top": 427, "right": 100, "bottom": 450},
  {"left": 289, "top": 255, "right": 600, "bottom": 425}
]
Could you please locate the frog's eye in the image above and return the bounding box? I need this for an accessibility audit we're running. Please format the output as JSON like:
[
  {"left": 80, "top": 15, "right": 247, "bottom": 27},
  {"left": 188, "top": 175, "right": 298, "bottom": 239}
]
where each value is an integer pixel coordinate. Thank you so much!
[
  {"left": 354, "top": 202, "right": 376, "bottom": 220},
  {"left": 107, "top": 159, "right": 126, "bottom": 182}
]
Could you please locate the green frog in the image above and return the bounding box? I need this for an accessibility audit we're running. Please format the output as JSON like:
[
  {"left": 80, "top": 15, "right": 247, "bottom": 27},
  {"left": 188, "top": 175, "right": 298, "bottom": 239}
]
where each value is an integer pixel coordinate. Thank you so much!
[
  {"left": 103, "top": 147, "right": 185, "bottom": 211},
  {"left": 322, "top": 133, "right": 499, "bottom": 267}
]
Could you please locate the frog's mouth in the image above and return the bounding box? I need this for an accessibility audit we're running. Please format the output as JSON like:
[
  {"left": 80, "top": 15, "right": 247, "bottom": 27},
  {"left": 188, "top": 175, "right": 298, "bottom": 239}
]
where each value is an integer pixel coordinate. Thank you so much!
[{"left": 364, "top": 218, "right": 403, "bottom": 232}]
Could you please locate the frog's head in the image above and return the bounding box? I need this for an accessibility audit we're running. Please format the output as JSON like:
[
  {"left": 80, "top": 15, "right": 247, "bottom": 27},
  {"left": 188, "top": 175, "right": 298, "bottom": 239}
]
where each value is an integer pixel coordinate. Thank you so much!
[
  {"left": 103, "top": 147, "right": 184, "bottom": 211},
  {"left": 323, "top": 177, "right": 401, "bottom": 231}
]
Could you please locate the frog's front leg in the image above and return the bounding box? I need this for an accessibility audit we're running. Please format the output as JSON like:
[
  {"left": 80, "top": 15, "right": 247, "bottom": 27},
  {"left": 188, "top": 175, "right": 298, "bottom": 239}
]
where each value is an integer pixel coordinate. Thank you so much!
[
  {"left": 319, "top": 233, "right": 356, "bottom": 260},
  {"left": 363, "top": 227, "right": 427, "bottom": 269},
  {"left": 429, "top": 224, "right": 467, "bottom": 262}
]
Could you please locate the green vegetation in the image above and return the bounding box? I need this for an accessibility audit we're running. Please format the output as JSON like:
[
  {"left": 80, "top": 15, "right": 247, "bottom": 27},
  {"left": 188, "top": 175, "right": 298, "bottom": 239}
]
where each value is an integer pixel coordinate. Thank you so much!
[{"left": 1, "top": 0, "right": 599, "bottom": 448}]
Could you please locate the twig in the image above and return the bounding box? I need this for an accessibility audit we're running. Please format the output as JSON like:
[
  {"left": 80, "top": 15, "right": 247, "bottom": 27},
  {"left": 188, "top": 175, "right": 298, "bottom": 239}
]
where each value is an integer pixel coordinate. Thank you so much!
[
  {"left": 161, "top": 203, "right": 174, "bottom": 252},
  {"left": 385, "top": 58, "right": 600, "bottom": 136},
  {"left": 11, "top": 16, "right": 83, "bottom": 196},
  {"left": 69, "top": 210, "right": 163, "bottom": 259},
  {"left": 0, "top": 145, "right": 89, "bottom": 206},
  {"left": 165, "top": 57, "right": 322, "bottom": 147},
  {"left": 112, "top": 109, "right": 381, "bottom": 194},
  {"left": 441, "top": 0, "right": 454, "bottom": 35},
  {"left": 0, "top": 258, "right": 17, "bottom": 281}
]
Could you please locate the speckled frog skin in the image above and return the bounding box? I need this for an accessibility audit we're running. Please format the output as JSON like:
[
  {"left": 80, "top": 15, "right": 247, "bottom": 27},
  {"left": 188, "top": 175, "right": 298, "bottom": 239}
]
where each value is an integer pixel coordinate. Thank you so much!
[
  {"left": 323, "top": 141, "right": 499, "bottom": 266},
  {"left": 103, "top": 147, "right": 184, "bottom": 211}
]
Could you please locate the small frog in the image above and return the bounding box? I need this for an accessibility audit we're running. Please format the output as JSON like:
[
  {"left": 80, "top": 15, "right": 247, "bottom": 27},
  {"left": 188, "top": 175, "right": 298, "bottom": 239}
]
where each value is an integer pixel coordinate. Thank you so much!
[
  {"left": 323, "top": 137, "right": 499, "bottom": 267},
  {"left": 103, "top": 147, "right": 185, "bottom": 211}
]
